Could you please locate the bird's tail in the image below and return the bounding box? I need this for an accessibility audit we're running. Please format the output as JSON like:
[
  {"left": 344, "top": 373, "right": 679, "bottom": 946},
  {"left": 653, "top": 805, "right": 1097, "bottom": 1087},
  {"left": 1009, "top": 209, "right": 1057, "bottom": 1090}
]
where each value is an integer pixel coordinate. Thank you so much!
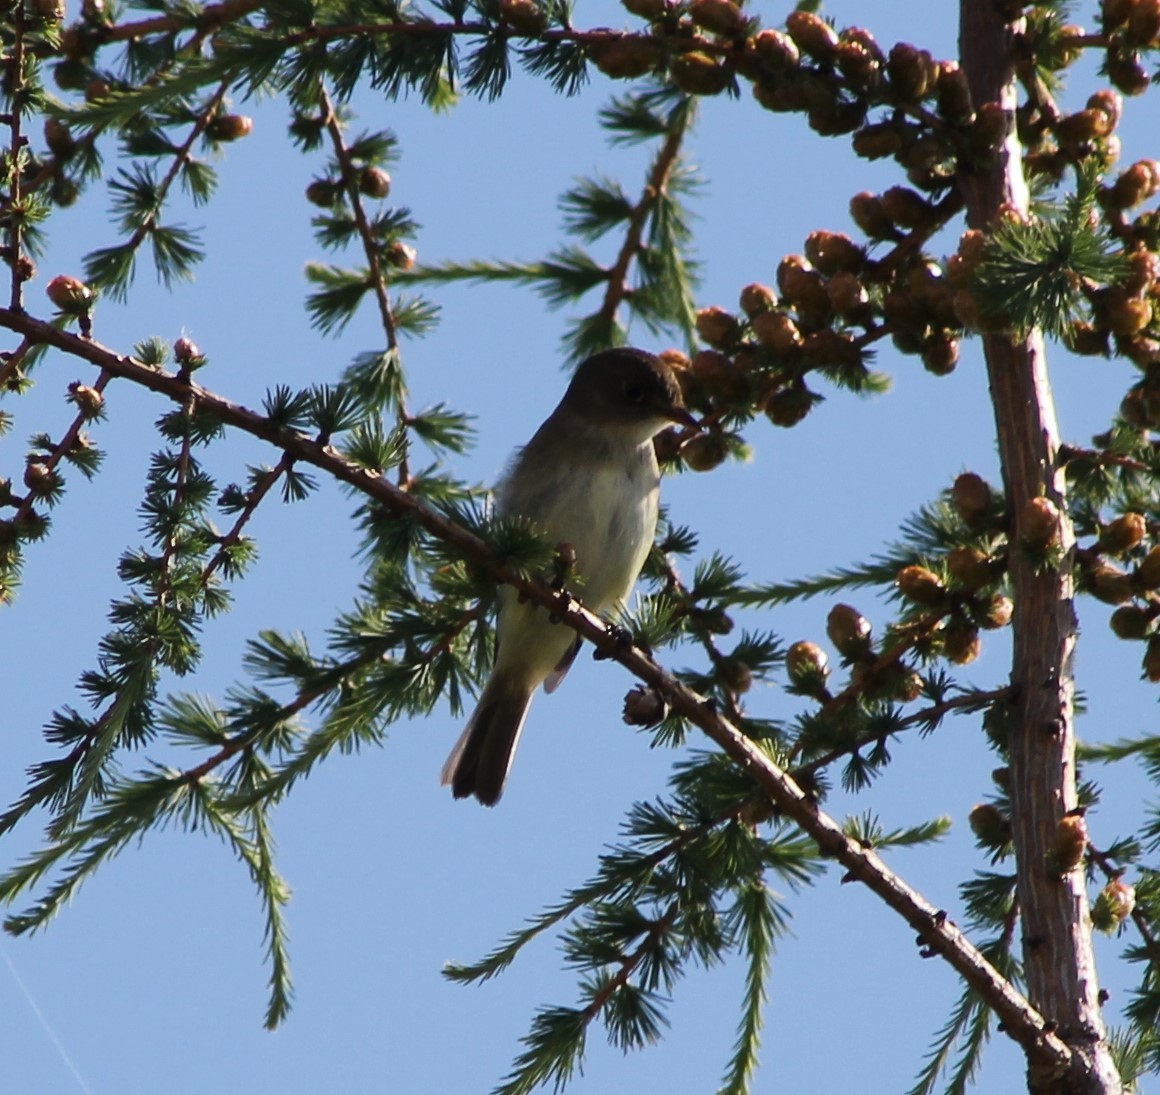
[{"left": 441, "top": 670, "right": 535, "bottom": 806}]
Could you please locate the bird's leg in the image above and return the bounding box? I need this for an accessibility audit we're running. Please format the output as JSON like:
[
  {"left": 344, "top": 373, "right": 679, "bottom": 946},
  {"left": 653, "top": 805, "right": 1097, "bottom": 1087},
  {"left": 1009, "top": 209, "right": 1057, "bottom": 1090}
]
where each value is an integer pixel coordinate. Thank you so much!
[
  {"left": 593, "top": 622, "right": 636, "bottom": 660},
  {"left": 551, "top": 541, "right": 577, "bottom": 590}
]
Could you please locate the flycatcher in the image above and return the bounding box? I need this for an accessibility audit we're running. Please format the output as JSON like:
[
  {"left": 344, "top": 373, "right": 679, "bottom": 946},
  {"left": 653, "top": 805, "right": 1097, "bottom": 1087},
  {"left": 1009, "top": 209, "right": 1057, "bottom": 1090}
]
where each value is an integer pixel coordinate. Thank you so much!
[{"left": 442, "top": 347, "right": 696, "bottom": 805}]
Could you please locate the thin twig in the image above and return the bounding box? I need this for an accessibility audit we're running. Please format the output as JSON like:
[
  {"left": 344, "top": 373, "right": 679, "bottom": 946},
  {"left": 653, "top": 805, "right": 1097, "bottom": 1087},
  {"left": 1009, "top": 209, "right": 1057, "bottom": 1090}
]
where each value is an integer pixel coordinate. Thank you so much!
[
  {"left": 11, "top": 370, "right": 112, "bottom": 525},
  {"left": 317, "top": 83, "right": 413, "bottom": 485},
  {"left": 792, "top": 686, "right": 1011, "bottom": 783},
  {"left": 6, "top": 3, "right": 26, "bottom": 311}
]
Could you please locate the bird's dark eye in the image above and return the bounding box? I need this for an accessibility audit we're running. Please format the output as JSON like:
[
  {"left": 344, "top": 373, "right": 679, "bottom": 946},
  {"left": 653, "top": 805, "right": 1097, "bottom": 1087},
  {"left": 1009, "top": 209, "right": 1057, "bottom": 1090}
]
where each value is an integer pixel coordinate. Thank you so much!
[{"left": 624, "top": 382, "right": 645, "bottom": 403}]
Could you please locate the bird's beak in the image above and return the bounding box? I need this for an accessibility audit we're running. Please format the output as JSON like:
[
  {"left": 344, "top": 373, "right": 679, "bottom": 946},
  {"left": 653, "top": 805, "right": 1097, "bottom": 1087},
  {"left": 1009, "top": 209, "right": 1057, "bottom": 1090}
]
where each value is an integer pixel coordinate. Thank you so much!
[{"left": 663, "top": 405, "right": 700, "bottom": 430}]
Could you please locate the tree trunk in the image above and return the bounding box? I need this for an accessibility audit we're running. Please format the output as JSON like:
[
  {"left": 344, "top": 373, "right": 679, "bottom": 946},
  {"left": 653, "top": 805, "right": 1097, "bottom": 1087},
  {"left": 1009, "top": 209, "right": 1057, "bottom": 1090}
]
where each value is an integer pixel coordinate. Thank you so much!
[{"left": 957, "top": 3, "right": 1121, "bottom": 1092}]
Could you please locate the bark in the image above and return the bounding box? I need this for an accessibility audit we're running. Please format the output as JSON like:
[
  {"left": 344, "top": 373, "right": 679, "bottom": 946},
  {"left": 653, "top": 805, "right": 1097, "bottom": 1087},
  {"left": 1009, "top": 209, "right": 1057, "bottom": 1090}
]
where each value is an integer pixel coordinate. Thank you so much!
[{"left": 958, "top": 3, "right": 1120, "bottom": 1092}]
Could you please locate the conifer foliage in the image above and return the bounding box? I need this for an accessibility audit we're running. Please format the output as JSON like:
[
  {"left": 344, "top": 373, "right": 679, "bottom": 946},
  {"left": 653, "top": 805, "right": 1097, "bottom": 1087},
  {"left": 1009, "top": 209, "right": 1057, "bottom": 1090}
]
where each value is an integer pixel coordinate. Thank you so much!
[{"left": 3, "top": 0, "right": 1160, "bottom": 1091}]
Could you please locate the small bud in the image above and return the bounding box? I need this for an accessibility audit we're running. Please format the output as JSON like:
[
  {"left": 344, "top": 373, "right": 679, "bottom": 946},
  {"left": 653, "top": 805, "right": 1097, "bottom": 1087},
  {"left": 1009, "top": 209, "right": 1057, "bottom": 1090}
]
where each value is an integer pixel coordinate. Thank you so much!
[
  {"left": 622, "top": 0, "right": 667, "bottom": 17},
  {"left": 942, "top": 618, "right": 981, "bottom": 665},
  {"left": 803, "top": 230, "right": 864, "bottom": 276},
  {"left": 922, "top": 332, "right": 960, "bottom": 376},
  {"left": 1100, "top": 512, "right": 1147, "bottom": 555},
  {"left": 802, "top": 329, "right": 861, "bottom": 371},
  {"left": 1054, "top": 809, "right": 1088, "bottom": 872},
  {"left": 621, "top": 0, "right": 668, "bottom": 16},
  {"left": 1122, "top": 386, "right": 1160, "bottom": 430},
  {"left": 849, "top": 191, "right": 898, "bottom": 240},
  {"left": 739, "top": 282, "right": 777, "bottom": 317},
  {"left": 1103, "top": 291, "right": 1153, "bottom": 336},
  {"left": 896, "top": 564, "right": 946, "bottom": 606},
  {"left": 839, "top": 26, "right": 884, "bottom": 63},
  {"left": 952, "top": 472, "right": 993, "bottom": 530},
  {"left": 1107, "top": 51, "right": 1150, "bottom": 96},
  {"left": 826, "top": 603, "right": 872, "bottom": 657},
  {"left": 777, "top": 255, "right": 831, "bottom": 317},
  {"left": 852, "top": 121, "right": 905, "bottom": 161},
  {"left": 826, "top": 271, "right": 870, "bottom": 320},
  {"left": 1110, "top": 160, "right": 1160, "bottom": 209},
  {"left": 880, "top": 185, "right": 932, "bottom": 229},
  {"left": 681, "top": 432, "right": 728, "bottom": 471},
  {"left": 947, "top": 546, "right": 992, "bottom": 591},
  {"left": 1090, "top": 563, "right": 1135, "bottom": 605},
  {"left": 54, "top": 58, "right": 88, "bottom": 91},
  {"left": 935, "top": 61, "right": 973, "bottom": 124},
  {"left": 688, "top": 0, "right": 745, "bottom": 34},
  {"left": 51, "top": 176, "right": 79, "bottom": 210},
  {"left": 835, "top": 39, "right": 881, "bottom": 89},
  {"left": 45, "top": 274, "right": 93, "bottom": 310},
  {"left": 749, "top": 28, "right": 800, "bottom": 71},
  {"left": 976, "top": 594, "right": 1014, "bottom": 630},
  {"left": 622, "top": 685, "right": 668, "bottom": 726},
  {"left": 951, "top": 232, "right": 988, "bottom": 287},
  {"left": 752, "top": 310, "right": 803, "bottom": 355},
  {"left": 738, "top": 796, "right": 777, "bottom": 828},
  {"left": 695, "top": 306, "right": 741, "bottom": 348},
  {"left": 306, "top": 179, "right": 343, "bottom": 207},
  {"left": 697, "top": 607, "right": 734, "bottom": 635},
  {"left": 690, "top": 350, "right": 747, "bottom": 401},
  {"left": 43, "top": 118, "right": 75, "bottom": 159},
  {"left": 1110, "top": 604, "right": 1153, "bottom": 639},
  {"left": 807, "top": 98, "right": 868, "bottom": 138},
  {"left": 784, "top": 9, "right": 839, "bottom": 62},
  {"left": 763, "top": 383, "right": 814, "bottom": 427},
  {"left": 670, "top": 51, "right": 732, "bottom": 95},
  {"left": 886, "top": 42, "right": 933, "bottom": 102},
  {"left": 24, "top": 460, "right": 61, "bottom": 496},
  {"left": 588, "top": 36, "right": 663, "bottom": 79},
  {"left": 206, "top": 114, "right": 253, "bottom": 141},
  {"left": 1057, "top": 108, "right": 1115, "bottom": 147},
  {"left": 358, "top": 167, "right": 392, "bottom": 199},
  {"left": 889, "top": 667, "right": 925, "bottom": 703},
  {"left": 1066, "top": 322, "right": 1110, "bottom": 357},
  {"left": 1092, "top": 878, "right": 1136, "bottom": 934},
  {"left": 1021, "top": 496, "right": 1061, "bottom": 549},
  {"left": 1124, "top": 250, "right": 1160, "bottom": 297},
  {"left": 385, "top": 242, "right": 417, "bottom": 270},
  {"left": 1088, "top": 88, "right": 1123, "bottom": 128},
  {"left": 720, "top": 657, "right": 753, "bottom": 693},
  {"left": 84, "top": 79, "right": 112, "bottom": 106},
  {"left": 969, "top": 803, "right": 1010, "bottom": 847},
  {"left": 67, "top": 381, "right": 104, "bottom": 418},
  {"left": 498, "top": 0, "right": 548, "bottom": 34},
  {"left": 173, "top": 336, "right": 203, "bottom": 366},
  {"left": 786, "top": 640, "right": 829, "bottom": 686}
]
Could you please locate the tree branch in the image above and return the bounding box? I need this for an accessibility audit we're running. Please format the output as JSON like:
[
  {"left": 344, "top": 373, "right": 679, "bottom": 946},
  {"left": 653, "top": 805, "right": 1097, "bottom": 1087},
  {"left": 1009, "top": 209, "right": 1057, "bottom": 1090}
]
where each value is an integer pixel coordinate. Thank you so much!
[
  {"left": 958, "top": 3, "right": 1118, "bottom": 1092},
  {"left": 0, "top": 302, "right": 1073, "bottom": 1075}
]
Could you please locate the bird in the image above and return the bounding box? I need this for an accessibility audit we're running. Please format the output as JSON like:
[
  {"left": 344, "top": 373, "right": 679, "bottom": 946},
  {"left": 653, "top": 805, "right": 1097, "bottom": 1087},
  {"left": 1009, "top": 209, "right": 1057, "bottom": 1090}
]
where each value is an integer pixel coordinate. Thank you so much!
[{"left": 441, "top": 347, "right": 696, "bottom": 805}]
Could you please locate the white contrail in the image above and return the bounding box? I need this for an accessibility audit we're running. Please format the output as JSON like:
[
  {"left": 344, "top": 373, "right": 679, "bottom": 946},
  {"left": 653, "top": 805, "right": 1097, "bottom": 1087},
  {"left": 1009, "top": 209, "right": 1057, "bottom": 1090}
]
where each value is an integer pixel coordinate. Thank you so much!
[{"left": 2, "top": 944, "right": 96, "bottom": 1095}]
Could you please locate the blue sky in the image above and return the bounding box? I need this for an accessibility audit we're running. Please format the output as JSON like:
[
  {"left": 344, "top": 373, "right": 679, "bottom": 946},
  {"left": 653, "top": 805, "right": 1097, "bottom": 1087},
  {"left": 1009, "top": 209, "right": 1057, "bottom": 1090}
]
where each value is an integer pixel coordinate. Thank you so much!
[{"left": 3, "top": 2, "right": 1159, "bottom": 1092}]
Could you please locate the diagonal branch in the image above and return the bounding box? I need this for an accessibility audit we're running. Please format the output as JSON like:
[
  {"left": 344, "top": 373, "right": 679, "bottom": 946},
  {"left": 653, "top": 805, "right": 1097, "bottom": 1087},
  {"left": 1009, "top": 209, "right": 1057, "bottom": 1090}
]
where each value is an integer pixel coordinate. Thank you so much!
[{"left": 0, "top": 302, "right": 1073, "bottom": 1075}]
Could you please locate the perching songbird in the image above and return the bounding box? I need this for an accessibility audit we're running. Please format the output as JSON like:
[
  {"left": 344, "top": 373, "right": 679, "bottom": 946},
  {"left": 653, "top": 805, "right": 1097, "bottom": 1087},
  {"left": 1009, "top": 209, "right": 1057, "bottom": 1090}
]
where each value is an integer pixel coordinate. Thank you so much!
[{"left": 441, "top": 347, "right": 696, "bottom": 805}]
